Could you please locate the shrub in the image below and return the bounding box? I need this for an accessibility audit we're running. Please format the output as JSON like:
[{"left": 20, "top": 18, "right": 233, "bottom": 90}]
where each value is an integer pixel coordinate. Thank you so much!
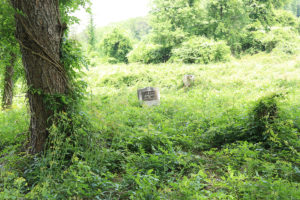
[
  {"left": 250, "top": 94, "right": 280, "bottom": 143},
  {"left": 247, "top": 93, "right": 299, "bottom": 151},
  {"left": 241, "top": 30, "right": 266, "bottom": 54},
  {"left": 263, "top": 27, "right": 299, "bottom": 53},
  {"left": 171, "top": 37, "right": 231, "bottom": 64},
  {"left": 127, "top": 41, "right": 170, "bottom": 64},
  {"left": 272, "top": 41, "right": 299, "bottom": 55},
  {"left": 273, "top": 10, "right": 298, "bottom": 28},
  {"left": 242, "top": 26, "right": 299, "bottom": 54},
  {"left": 100, "top": 29, "right": 132, "bottom": 63},
  {"left": 127, "top": 133, "right": 173, "bottom": 154}
]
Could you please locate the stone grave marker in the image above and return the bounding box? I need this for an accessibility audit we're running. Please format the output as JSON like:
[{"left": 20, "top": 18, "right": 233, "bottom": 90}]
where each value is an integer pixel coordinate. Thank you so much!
[
  {"left": 138, "top": 87, "right": 160, "bottom": 106},
  {"left": 183, "top": 75, "right": 195, "bottom": 87}
]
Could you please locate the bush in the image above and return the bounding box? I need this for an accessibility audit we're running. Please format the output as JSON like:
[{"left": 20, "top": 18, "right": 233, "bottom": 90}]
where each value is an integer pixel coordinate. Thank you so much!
[
  {"left": 241, "top": 30, "right": 266, "bottom": 54},
  {"left": 273, "top": 10, "right": 298, "bottom": 28},
  {"left": 100, "top": 29, "right": 132, "bottom": 63},
  {"left": 171, "top": 37, "right": 231, "bottom": 64},
  {"left": 127, "top": 41, "right": 170, "bottom": 64},
  {"left": 272, "top": 41, "right": 299, "bottom": 55},
  {"left": 250, "top": 94, "right": 280, "bottom": 143},
  {"left": 242, "top": 26, "right": 299, "bottom": 54},
  {"left": 247, "top": 94, "right": 299, "bottom": 151},
  {"left": 263, "top": 27, "right": 298, "bottom": 53}
]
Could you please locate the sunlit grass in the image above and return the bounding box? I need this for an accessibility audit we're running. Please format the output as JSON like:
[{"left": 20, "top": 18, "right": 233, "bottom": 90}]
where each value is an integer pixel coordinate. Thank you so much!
[
  {"left": 0, "top": 51, "right": 299, "bottom": 199},
  {"left": 83, "top": 51, "right": 300, "bottom": 128}
]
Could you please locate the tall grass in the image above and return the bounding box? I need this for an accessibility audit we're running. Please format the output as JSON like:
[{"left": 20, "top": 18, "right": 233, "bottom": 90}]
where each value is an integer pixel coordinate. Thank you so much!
[{"left": 0, "top": 51, "right": 299, "bottom": 199}]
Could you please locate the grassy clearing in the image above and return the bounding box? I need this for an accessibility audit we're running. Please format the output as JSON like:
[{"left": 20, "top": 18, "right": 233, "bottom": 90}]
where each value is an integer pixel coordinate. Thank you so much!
[
  {"left": 85, "top": 52, "right": 300, "bottom": 132},
  {"left": 81, "top": 52, "right": 300, "bottom": 199},
  {"left": 0, "top": 51, "right": 300, "bottom": 199}
]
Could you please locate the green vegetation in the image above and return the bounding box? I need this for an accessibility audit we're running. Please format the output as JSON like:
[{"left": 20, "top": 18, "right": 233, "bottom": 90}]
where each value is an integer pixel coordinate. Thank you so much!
[
  {"left": 242, "top": 26, "right": 300, "bottom": 54},
  {"left": 86, "top": 0, "right": 300, "bottom": 64},
  {"left": 128, "top": 42, "right": 167, "bottom": 64},
  {"left": 171, "top": 36, "right": 231, "bottom": 64},
  {"left": 1, "top": 50, "right": 300, "bottom": 199},
  {"left": 0, "top": 0, "right": 22, "bottom": 109},
  {"left": 100, "top": 29, "right": 133, "bottom": 63},
  {"left": 285, "top": 0, "right": 300, "bottom": 16},
  {"left": 1, "top": 0, "right": 300, "bottom": 199},
  {"left": 95, "top": 17, "right": 151, "bottom": 42},
  {"left": 77, "top": 17, "right": 150, "bottom": 57},
  {"left": 87, "top": 12, "right": 96, "bottom": 51}
]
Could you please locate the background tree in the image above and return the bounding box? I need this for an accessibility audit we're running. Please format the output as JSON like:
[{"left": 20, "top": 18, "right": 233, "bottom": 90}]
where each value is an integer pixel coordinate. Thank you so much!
[
  {"left": 206, "top": 0, "right": 249, "bottom": 53},
  {"left": 87, "top": 11, "right": 96, "bottom": 51},
  {"left": 11, "top": 0, "right": 90, "bottom": 154},
  {"left": 0, "top": 0, "right": 21, "bottom": 109},
  {"left": 298, "top": 0, "right": 300, "bottom": 17},
  {"left": 93, "top": 17, "right": 151, "bottom": 42},
  {"left": 126, "top": 17, "right": 151, "bottom": 40},
  {"left": 284, "top": 0, "right": 300, "bottom": 15},
  {"left": 100, "top": 28, "right": 133, "bottom": 63},
  {"left": 143, "top": 0, "right": 296, "bottom": 61},
  {"left": 149, "top": 0, "right": 206, "bottom": 60}
]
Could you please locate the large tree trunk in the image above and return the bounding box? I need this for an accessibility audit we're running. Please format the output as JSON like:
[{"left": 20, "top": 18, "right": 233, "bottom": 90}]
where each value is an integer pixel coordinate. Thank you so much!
[
  {"left": 2, "top": 53, "right": 16, "bottom": 109},
  {"left": 11, "top": 0, "right": 68, "bottom": 154}
]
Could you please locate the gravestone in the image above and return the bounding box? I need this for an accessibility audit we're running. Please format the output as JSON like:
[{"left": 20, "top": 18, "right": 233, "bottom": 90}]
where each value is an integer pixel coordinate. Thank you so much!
[
  {"left": 183, "top": 75, "right": 195, "bottom": 87},
  {"left": 137, "top": 87, "right": 160, "bottom": 106}
]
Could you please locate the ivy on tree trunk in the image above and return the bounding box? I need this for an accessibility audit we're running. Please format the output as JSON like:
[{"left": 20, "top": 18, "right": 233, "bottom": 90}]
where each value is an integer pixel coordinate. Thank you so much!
[{"left": 11, "top": 0, "right": 68, "bottom": 154}]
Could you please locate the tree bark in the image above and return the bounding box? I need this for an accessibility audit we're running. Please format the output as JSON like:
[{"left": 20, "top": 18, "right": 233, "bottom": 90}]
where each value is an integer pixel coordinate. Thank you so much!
[
  {"left": 2, "top": 53, "right": 16, "bottom": 109},
  {"left": 11, "top": 0, "right": 68, "bottom": 154}
]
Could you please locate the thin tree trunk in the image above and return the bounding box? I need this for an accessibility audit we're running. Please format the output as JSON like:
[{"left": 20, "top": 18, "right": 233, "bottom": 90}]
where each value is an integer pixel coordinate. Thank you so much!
[
  {"left": 297, "top": 1, "right": 300, "bottom": 17},
  {"left": 2, "top": 53, "right": 16, "bottom": 109},
  {"left": 11, "top": 0, "right": 68, "bottom": 154}
]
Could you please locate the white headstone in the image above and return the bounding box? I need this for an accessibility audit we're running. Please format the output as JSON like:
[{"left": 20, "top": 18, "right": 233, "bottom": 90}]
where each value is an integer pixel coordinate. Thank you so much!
[
  {"left": 183, "top": 75, "right": 195, "bottom": 87},
  {"left": 137, "top": 87, "right": 160, "bottom": 106}
]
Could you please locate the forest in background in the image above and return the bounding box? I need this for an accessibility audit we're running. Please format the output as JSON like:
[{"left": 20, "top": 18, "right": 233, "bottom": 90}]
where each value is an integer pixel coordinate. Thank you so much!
[
  {"left": 0, "top": 0, "right": 300, "bottom": 199},
  {"left": 77, "top": 0, "right": 300, "bottom": 65}
]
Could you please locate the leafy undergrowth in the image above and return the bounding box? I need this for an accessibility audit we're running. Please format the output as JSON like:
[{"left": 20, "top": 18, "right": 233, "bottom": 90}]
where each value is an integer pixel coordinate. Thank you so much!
[{"left": 1, "top": 52, "right": 300, "bottom": 199}]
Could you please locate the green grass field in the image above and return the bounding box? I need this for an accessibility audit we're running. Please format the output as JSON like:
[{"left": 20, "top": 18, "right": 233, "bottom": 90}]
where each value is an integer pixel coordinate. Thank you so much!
[
  {"left": 85, "top": 52, "right": 300, "bottom": 135},
  {"left": 1, "top": 51, "right": 300, "bottom": 199}
]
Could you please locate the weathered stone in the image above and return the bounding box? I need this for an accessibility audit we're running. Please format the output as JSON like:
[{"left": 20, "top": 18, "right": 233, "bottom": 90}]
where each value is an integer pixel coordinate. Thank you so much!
[
  {"left": 183, "top": 75, "right": 195, "bottom": 87},
  {"left": 138, "top": 87, "right": 160, "bottom": 106}
]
